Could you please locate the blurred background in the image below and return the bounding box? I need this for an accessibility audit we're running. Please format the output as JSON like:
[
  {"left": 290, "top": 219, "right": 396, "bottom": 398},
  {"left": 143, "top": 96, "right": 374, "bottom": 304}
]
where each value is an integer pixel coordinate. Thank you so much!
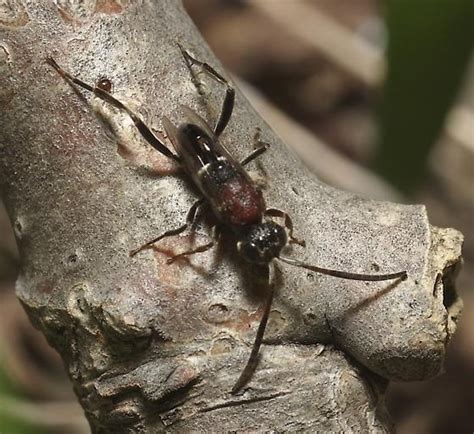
[{"left": 1, "top": 1, "right": 472, "bottom": 432}]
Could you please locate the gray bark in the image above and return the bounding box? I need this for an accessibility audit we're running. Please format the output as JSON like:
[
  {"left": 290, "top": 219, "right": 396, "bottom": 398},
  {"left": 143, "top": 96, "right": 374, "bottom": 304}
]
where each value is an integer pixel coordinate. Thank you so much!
[{"left": 0, "top": 0, "right": 463, "bottom": 432}]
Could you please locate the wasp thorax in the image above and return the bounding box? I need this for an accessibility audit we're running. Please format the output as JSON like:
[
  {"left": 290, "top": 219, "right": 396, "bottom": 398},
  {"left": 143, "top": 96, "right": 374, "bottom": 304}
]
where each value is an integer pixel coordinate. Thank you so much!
[{"left": 237, "top": 221, "right": 288, "bottom": 264}]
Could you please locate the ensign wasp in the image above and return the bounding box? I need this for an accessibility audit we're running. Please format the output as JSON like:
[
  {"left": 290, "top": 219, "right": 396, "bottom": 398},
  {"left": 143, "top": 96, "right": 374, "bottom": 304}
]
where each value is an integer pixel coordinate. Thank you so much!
[{"left": 47, "top": 46, "right": 407, "bottom": 394}]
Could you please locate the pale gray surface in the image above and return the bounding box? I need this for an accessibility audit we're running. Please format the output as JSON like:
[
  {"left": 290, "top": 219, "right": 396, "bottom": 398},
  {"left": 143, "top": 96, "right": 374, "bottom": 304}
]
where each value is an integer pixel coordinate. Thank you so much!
[{"left": 0, "top": 1, "right": 463, "bottom": 432}]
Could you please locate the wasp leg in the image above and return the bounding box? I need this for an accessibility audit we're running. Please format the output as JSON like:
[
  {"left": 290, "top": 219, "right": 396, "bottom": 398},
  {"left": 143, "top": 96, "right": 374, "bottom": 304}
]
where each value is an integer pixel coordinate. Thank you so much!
[
  {"left": 240, "top": 143, "right": 269, "bottom": 166},
  {"left": 241, "top": 139, "right": 271, "bottom": 166},
  {"left": 46, "top": 57, "right": 180, "bottom": 163},
  {"left": 178, "top": 45, "right": 235, "bottom": 138},
  {"left": 265, "top": 208, "right": 306, "bottom": 247},
  {"left": 166, "top": 225, "right": 220, "bottom": 264},
  {"left": 129, "top": 198, "right": 204, "bottom": 257},
  {"left": 231, "top": 262, "right": 276, "bottom": 394},
  {"left": 241, "top": 128, "right": 270, "bottom": 166}
]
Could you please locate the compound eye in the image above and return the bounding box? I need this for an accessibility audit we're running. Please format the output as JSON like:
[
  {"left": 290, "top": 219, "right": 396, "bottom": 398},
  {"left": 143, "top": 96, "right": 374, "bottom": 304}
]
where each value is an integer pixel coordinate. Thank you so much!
[{"left": 269, "top": 227, "right": 281, "bottom": 243}]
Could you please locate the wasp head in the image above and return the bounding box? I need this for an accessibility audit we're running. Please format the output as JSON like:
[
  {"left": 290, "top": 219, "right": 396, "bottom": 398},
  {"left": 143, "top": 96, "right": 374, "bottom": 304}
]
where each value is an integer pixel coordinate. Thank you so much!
[{"left": 237, "top": 221, "right": 287, "bottom": 265}]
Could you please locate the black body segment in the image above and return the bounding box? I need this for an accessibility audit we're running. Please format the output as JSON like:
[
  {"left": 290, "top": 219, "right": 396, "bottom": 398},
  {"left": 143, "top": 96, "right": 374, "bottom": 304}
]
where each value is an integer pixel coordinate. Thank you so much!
[
  {"left": 178, "top": 123, "right": 220, "bottom": 166},
  {"left": 237, "top": 221, "right": 287, "bottom": 265},
  {"left": 163, "top": 116, "right": 266, "bottom": 228}
]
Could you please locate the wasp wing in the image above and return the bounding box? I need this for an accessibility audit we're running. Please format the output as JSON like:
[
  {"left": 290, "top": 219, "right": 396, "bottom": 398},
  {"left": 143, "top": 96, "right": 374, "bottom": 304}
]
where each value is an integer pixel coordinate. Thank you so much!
[
  {"left": 161, "top": 116, "right": 181, "bottom": 155},
  {"left": 162, "top": 109, "right": 243, "bottom": 177},
  {"left": 162, "top": 110, "right": 264, "bottom": 225},
  {"left": 180, "top": 105, "right": 240, "bottom": 163},
  {"left": 180, "top": 105, "right": 215, "bottom": 139}
]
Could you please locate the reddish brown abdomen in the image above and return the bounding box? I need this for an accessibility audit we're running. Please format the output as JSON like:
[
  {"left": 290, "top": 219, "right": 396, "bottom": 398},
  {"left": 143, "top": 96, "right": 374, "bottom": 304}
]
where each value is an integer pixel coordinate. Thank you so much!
[{"left": 216, "top": 175, "right": 265, "bottom": 226}]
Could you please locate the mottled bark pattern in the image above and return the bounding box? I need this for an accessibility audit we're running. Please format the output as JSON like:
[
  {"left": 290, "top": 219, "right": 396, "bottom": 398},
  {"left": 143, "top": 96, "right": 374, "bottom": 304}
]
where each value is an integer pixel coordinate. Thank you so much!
[{"left": 0, "top": 0, "right": 463, "bottom": 432}]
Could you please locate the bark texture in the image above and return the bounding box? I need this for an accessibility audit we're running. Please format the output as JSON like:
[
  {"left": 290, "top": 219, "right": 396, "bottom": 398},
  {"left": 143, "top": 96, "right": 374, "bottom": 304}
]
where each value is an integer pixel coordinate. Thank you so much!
[{"left": 0, "top": 1, "right": 463, "bottom": 432}]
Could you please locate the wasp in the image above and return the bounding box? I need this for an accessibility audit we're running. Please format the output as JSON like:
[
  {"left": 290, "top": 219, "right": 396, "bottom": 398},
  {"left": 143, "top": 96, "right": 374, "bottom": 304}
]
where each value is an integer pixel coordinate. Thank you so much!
[{"left": 47, "top": 47, "right": 407, "bottom": 394}]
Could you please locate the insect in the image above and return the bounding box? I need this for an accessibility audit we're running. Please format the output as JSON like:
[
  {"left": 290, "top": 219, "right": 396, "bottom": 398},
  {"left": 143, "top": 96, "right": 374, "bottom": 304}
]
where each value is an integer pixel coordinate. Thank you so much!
[{"left": 46, "top": 47, "right": 407, "bottom": 394}]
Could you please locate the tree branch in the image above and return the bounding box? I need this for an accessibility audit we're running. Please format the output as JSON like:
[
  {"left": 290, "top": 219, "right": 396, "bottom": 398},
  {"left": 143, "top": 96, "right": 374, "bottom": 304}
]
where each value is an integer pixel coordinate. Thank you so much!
[{"left": 0, "top": 1, "right": 463, "bottom": 431}]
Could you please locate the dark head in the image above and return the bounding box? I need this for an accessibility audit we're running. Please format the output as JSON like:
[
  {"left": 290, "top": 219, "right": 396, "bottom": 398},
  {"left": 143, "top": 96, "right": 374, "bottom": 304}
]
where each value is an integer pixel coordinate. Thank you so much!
[{"left": 237, "top": 221, "right": 287, "bottom": 265}]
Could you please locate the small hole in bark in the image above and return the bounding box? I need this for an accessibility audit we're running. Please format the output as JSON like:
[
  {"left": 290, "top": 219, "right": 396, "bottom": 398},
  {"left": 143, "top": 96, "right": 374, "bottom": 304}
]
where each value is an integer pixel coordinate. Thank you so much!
[
  {"left": 207, "top": 303, "right": 230, "bottom": 323},
  {"left": 210, "top": 336, "right": 234, "bottom": 355},
  {"left": 371, "top": 263, "right": 380, "bottom": 272},
  {"left": 442, "top": 265, "right": 458, "bottom": 310},
  {"left": 68, "top": 253, "right": 78, "bottom": 264},
  {"left": 14, "top": 219, "right": 22, "bottom": 235},
  {"left": 76, "top": 297, "right": 87, "bottom": 313},
  {"left": 306, "top": 272, "right": 315, "bottom": 281}
]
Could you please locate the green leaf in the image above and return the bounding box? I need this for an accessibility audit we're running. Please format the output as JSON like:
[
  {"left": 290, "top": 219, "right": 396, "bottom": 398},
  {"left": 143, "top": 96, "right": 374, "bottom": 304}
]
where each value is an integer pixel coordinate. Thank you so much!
[
  {"left": 0, "top": 352, "right": 48, "bottom": 434},
  {"left": 374, "top": 0, "right": 474, "bottom": 193}
]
